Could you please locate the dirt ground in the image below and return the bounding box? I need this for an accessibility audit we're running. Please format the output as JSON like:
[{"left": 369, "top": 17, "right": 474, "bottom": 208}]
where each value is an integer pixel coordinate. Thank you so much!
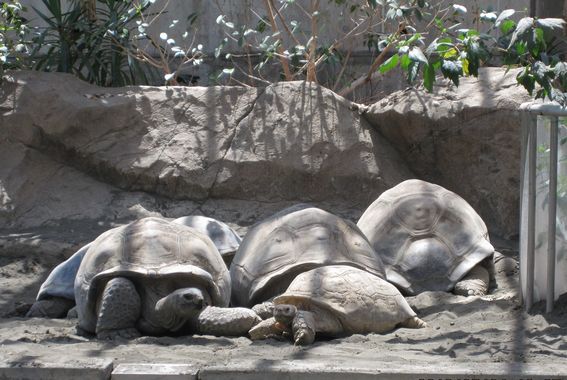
[{"left": 1, "top": 236, "right": 566, "bottom": 371}]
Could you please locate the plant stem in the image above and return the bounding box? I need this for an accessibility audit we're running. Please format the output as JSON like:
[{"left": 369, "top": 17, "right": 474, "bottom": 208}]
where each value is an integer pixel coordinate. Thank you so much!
[
  {"left": 306, "top": 0, "right": 319, "bottom": 83},
  {"left": 263, "top": 0, "right": 293, "bottom": 80}
]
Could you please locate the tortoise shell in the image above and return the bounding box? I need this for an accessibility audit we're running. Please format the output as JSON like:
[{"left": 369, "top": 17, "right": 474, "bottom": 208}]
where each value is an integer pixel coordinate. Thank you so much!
[
  {"left": 274, "top": 266, "right": 417, "bottom": 335},
  {"left": 172, "top": 215, "right": 241, "bottom": 256},
  {"left": 230, "top": 205, "right": 385, "bottom": 307},
  {"left": 357, "top": 179, "right": 494, "bottom": 295}
]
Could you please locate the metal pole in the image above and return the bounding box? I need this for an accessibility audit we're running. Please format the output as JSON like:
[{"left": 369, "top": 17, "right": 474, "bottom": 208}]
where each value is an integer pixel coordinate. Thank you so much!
[
  {"left": 519, "top": 112, "right": 530, "bottom": 304},
  {"left": 526, "top": 116, "right": 537, "bottom": 310},
  {"left": 530, "top": 0, "right": 537, "bottom": 17},
  {"left": 547, "top": 116, "right": 559, "bottom": 313}
]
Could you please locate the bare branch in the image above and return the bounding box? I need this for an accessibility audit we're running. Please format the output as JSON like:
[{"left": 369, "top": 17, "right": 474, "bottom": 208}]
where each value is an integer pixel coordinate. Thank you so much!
[
  {"left": 332, "top": 47, "right": 352, "bottom": 92},
  {"left": 263, "top": 0, "right": 294, "bottom": 80},
  {"left": 306, "top": 0, "right": 320, "bottom": 83}
]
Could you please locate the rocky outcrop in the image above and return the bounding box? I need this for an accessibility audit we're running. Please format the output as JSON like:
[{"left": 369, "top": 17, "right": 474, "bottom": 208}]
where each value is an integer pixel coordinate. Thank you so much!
[
  {"left": 0, "top": 71, "right": 412, "bottom": 256},
  {"left": 213, "top": 81, "right": 412, "bottom": 205},
  {"left": 364, "top": 68, "right": 530, "bottom": 238}
]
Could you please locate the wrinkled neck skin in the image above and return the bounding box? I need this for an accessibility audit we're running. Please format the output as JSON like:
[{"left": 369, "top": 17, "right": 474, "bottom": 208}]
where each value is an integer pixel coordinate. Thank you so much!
[{"left": 137, "top": 282, "right": 211, "bottom": 335}]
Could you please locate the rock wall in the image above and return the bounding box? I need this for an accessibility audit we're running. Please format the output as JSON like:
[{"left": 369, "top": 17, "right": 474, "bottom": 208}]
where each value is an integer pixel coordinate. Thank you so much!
[
  {"left": 0, "top": 71, "right": 412, "bottom": 257},
  {"left": 364, "top": 68, "right": 530, "bottom": 238},
  {"left": 1, "top": 68, "right": 528, "bottom": 259}
]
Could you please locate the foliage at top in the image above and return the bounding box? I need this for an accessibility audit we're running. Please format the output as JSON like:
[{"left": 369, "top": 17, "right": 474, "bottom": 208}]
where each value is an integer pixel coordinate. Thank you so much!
[
  {"left": 0, "top": 0, "right": 28, "bottom": 77},
  {"left": 1, "top": 0, "right": 204, "bottom": 86},
  {"left": 213, "top": 0, "right": 567, "bottom": 103},
  {"left": 1, "top": 0, "right": 566, "bottom": 105}
]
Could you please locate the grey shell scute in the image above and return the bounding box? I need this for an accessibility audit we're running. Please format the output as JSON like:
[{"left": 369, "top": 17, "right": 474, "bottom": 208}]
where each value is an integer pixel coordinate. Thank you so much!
[
  {"left": 172, "top": 216, "right": 241, "bottom": 256},
  {"left": 230, "top": 204, "right": 385, "bottom": 307},
  {"left": 357, "top": 179, "right": 494, "bottom": 295},
  {"left": 274, "top": 266, "right": 416, "bottom": 334},
  {"left": 75, "top": 217, "right": 230, "bottom": 333}
]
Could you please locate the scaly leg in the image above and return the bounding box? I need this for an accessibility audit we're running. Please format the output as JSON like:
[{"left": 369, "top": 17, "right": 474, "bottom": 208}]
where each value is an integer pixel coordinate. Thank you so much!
[{"left": 95, "top": 277, "right": 141, "bottom": 340}]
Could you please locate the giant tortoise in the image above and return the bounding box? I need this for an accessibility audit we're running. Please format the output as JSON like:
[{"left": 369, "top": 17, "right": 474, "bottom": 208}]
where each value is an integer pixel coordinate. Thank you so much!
[
  {"left": 357, "top": 179, "right": 495, "bottom": 296},
  {"left": 74, "top": 217, "right": 258, "bottom": 339},
  {"left": 231, "top": 205, "right": 425, "bottom": 345},
  {"left": 27, "top": 215, "right": 241, "bottom": 318}
]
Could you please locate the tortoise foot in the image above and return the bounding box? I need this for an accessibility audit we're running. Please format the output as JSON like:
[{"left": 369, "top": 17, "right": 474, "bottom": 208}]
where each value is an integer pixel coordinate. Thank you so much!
[{"left": 97, "top": 327, "right": 141, "bottom": 340}]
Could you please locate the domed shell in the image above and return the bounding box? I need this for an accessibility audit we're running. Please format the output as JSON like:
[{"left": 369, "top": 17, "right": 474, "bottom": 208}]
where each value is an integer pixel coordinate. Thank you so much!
[
  {"left": 75, "top": 217, "right": 230, "bottom": 333},
  {"left": 357, "top": 179, "right": 494, "bottom": 295},
  {"left": 172, "top": 216, "right": 241, "bottom": 256},
  {"left": 230, "top": 205, "right": 385, "bottom": 307},
  {"left": 274, "top": 266, "right": 417, "bottom": 334}
]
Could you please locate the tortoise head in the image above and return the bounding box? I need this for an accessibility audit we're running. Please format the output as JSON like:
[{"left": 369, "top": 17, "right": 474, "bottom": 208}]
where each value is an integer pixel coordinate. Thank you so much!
[
  {"left": 137, "top": 283, "right": 212, "bottom": 334},
  {"left": 153, "top": 286, "right": 212, "bottom": 330}
]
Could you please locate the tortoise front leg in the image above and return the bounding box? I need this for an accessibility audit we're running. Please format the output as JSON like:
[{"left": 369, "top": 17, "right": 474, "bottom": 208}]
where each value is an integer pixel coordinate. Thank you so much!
[
  {"left": 195, "top": 306, "right": 261, "bottom": 336},
  {"left": 291, "top": 310, "right": 316, "bottom": 345},
  {"left": 453, "top": 264, "right": 490, "bottom": 296},
  {"left": 95, "top": 277, "right": 141, "bottom": 339},
  {"left": 273, "top": 304, "right": 316, "bottom": 345}
]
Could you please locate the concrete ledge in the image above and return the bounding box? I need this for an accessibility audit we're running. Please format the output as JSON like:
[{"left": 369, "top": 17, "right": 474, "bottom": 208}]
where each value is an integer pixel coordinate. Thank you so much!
[
  {"left": 1, "top": 358, "right": 565, "bottom": 380},
  {"left": 0, "top": 359, "right": 113, "bottom": 380},
  {"left": 112, "top": 363, "right": 198, "bottom": 379},
  {"left": 198, "top": 360, "right": 567, "bottom": 380}
]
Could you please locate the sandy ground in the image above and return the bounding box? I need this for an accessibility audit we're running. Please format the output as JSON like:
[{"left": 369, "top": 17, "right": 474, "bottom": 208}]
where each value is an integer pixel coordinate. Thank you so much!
[{"left": 1, "top": 239, "right": 566, "bottom": 371}]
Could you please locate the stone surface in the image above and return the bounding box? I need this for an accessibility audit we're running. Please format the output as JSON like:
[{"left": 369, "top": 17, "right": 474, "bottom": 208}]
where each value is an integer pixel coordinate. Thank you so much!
[
  {"left": 364, "top": 67, "right": 531, "bottom": 238},
  {"left": 1, "top": 357, "right": 564, "bottom": 380},
  {"left": 0, "top": 70, "right": 260, "bottom": 202},
  {"left": 199, "top": 359, "right": 566, "bottom": 380},
  {"left": 0, "top": 71, "right": 411, "bottom": 231},
  {"left": 0, "top": 359, "right": 113, "bottom": 380},
  {"left": 112, "top": 363, "right": 197, "bottom": 379},
  {"left": 214, "top": 81, "right": 413, "bottom": 207}
]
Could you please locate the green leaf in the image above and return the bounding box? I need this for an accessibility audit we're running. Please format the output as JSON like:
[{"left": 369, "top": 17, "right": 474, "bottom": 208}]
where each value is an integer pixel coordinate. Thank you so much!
[
  {"left": 452, "top": 4, "right": 467, "bottom": 14},
  {"left": 554, "top": 61, "right": 567, "bottom": 88},
  {"left": 379, "top": 54, "right": 399, "bottom": 73},
  {"left": 532, "top": 61, "right": 548, "bottom": 81},
  {"left": 407, "top": 61, "right": 420, "bottom": 83},
  {"left": 515, "top": 40, "right": 528, "bottom": 55},
  {"left": 495, "top": 9, "right": 515, "bottom": 27},
  {"left": 500, "top": 19, "right": 516, "bottom": 35},
  {"left": 535, "top": 18, "right": 566, "bottom": 30},
  {"left": 214, "top": 38, "right": 227, "bottom": 58},
  {"left": 532, "top": 61, "right": 553, "bottom": 96},
  {"left": 400, "top": 54, "right": 411, "bottom": 70},
  {"left": 480, "top": 11, "right": 497, "bottom": 22},
  {"left": 256, "top": 17, "right": 268, "bottom": 33},
  {"left": 508, "top": 17, "right": 534, "bottom": 49},
  {"left": 441, "top": 60, "right": 462, "bottom": 86},
  {"left": 517, "top": 68, "right": 536, "bottom": 95},
  {"left": 423, "top": 63, "right": 435, "bottom": 92},
  {"left": 406, "top": 33, "right": 422, "bottom": 45},
  {"left": 409, "top": 46, "right": 427, "bottom": 65},
  {"left": 442, "top": 47, "right": 459, "bottom": 59},
  {"left": 533, "top": 27, "right": 545, "bottom": 51}
]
